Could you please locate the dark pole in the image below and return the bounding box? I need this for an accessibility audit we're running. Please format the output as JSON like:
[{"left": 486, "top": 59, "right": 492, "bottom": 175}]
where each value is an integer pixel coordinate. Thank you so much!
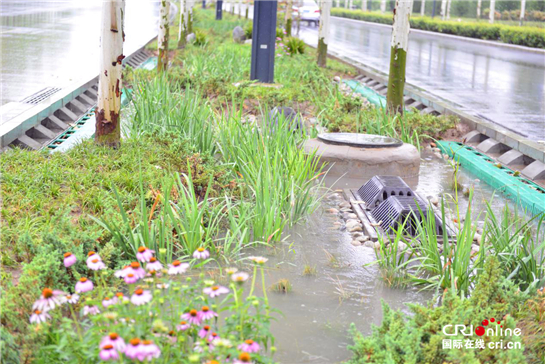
[
  {"left": 216, "top": 0, "right": 223, "bottom": 19},
  {"left": 431, "top": 0, "right": 436, "bottom": 18},
  {"left": 250, "top": 0, "right": 278, "bottom": 83},
  {"left": 203, "top": 0, "right": 206, "bottom": 9}
]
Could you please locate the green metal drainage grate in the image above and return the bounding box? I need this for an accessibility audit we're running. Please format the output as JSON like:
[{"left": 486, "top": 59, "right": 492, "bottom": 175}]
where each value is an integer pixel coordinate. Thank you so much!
[
  {"left": 344, "top": 79, "right": 387, "bottom": 108},
  {"left": 437, "top": 141, "right": 545, "bottom": 216}
]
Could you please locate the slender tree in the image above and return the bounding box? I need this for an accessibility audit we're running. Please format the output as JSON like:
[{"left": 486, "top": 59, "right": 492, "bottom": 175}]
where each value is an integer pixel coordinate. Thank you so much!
[
  {"left": 158, "top": 0, "right": 170, "bottom": 72},
  {"left": 362, "top": 0, "right": 367, "bottom": 11},
  {"left": 420, "top": 0, "right": 425, "bottom": 16},
  {"left": 336, "top": 0, "right": 340, "bottom": 8},
  {"left": 317, "top": 0, "right": 331, "bottom": 67},
  {"left": 238, "top": 0, "right": 242, "bottom": 17},
  {"left": 489, "top": 0, "right": 495, "bottom": 23},
  {"left": 178, "top": 0, "right": 186, "bottom": 48},
  {"left": 446, "top": 0, "right": 451, "bottom": 20},
  {"left": 285, "top": 0, "right": 293, "bottom": 36},
  {"left": 96, "top": 0, "right": 125, "bottom": 147},
  {"left": 349, "top": 0, "right": 353, "bottom": 9},
  {"left": 386, "top": 0, "right": 413, "bottom": 114},
  {"left": 344, "top": 0, "right": 348, "bottom": 8},
  {"left": 476, "top": 0, "right": 482, "bottom": 19},
  {"left": 520, "top": 0, "right": 526, "bottom": 26},
  {"left": 188, "top": 0, "right": 194, "bottom": 34},
  {"left": 440, "top": 0, "right": 446, "bottom": 20},
  {"left": 245, "top": 0, "right": 249, "bottom": 18},
  {"left": 380, "top": 0, "right": 386, "bottom": 13}
]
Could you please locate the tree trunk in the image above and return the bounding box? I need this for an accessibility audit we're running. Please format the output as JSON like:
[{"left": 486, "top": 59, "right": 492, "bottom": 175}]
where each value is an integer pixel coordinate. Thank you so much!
[
  {"left": 476, "top": 0, "right": 481, "bottom": 19},
  {"left": 336, "top": 0, "right": 340, "bottom": 8},
  {"left": 362, "top": 0, "right": 367, "bottom": 11},
  {"left": 158, "top": 0, "right": 170, "bottom": 72},
  {"left": 349, "top": 0, "right": 353, "bottom": 9},
  {"left": 188, "top": 0, "right": 194, "bottom": 34},
  {"left": 96, "top": 0, "right": 125, "bottom": 147},
  {"left": 285, "top": 0, "right": 293, "bottom": 36},
  {"left": 317, "top": 0, "right": 331, "bottom": 68},
  {"left": 245, "top": 0, "right": 249, "bottom": 18},
  {"left": 178, "top": 0, "right": 186, "bottom": 48},
  {"left": 386, "top": 0, "right": 413, "bottom": 115},
  {"left": 489, "top": 0, "right": 495, "bottom": 24},
  {"left": 519, "top": 0, "right": 526, "bottom": 26},
  {"left": 238, "top": 0, "right": 242, "bottom": 17},
  {"left": 420, "top": 0, "right": 425, "bottom": 16},
  {"left": 446, "top": 0, "right": 451, "bottom": 20},
  {"left": 440, "top": 0, "right": 446, "bottom": 20},
  {"left": 380, "top": 0, "right": 386, "bottom": 13}
]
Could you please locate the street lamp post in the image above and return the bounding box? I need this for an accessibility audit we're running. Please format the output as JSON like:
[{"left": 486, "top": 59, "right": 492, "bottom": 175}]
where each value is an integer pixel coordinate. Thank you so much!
[
  {"left": 250, "top": 0, "right": 278, "bottom": 83},
  {"left": 216, "top": 0, "right": 223, "bottom": 19}
]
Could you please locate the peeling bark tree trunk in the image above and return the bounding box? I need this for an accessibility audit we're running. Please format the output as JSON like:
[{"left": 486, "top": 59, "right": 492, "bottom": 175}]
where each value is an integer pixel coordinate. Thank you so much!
[
  {"left": 362, "top": 0, "right": 367, "bottom": 11},
  {"left": 317, "top": 0, "right": 331, "bottom": 67},
  {"left": 386, "top": 0, "right": 413, "bottom": 115},
  {"left": 96, "top": 0, "right": 125, "bottom": 147},
  {"left": 489, "top": 0, "right": 495, "bottom": 23},
  {"left": 440, "top": 0, "right": 446, "bottom": 20},
  {"left": 380, "top": 0, "right": 386, "bottom": 13},
  {"left": 178, "top": 0, "right": 186, "bottom": 48},
  {"left": 476, "top": 0, "right": 481, "bottom": 19},
  {"left": 420, "top": 0, "right": 425, "bottom": 16},
  {"left": 158, "top": 0, "right": 170, "bottom": 72},
  {"left": 519, "top": 0, "right": 526, "bottom": 26},
  {"left": 285, "top": 0, "right": 293, "bottom": 36}
]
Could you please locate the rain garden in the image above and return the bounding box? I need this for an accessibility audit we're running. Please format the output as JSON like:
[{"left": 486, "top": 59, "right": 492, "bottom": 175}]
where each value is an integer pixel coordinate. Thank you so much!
[{"left": 1, "top": 7, "right": 544, "bottom": 364}]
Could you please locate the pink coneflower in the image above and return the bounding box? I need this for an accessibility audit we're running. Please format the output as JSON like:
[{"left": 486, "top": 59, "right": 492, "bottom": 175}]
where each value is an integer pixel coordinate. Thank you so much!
[
  {"left": 33, "top": 288, "right": 66, "bottom": 311},
  {"left": 75, "top": 277, "right": 93, "bottom": 293},
  {"left": 181, "top": 309, "right": 201, "bottom": 325},
  {"left": 238, "top": 339, "right": 260, "bottom": 353},
  {"left": 168, "top": 260, "right": 189, "bottom": 275},
  {"left": 114, "top": 292, "right": 129, "bottom": 303},
  {"left": 124, "top": 273, "right": 139, "bottom": 284},
  {"left": 86, "top": 251, "right": 102, "bottom": 266},
  {"left": 63, "top": 252, "right": 77, "bottom": 268},
  {"left": 198, "top": 306, "right": 217, "bottom": 321},
  {"left": 83, "top": 305, "right": 100, "bottom": 316},
  {"left": 167, "top": 330, "right": 177, "bottom": 344},
  {"left": 116, "top": 262, "right": 146, "bottom": 282},
  {"left": 99, "top": 344, "right": 119, "bottom": 361},
  {"left": 100, "top": 332, "right": 126, "bottom": 352},
  {"left": 193, "top": 247, "right": 210, "bottom": 260},
  {"left": 248, "top": 256, "right": 268, "bottom": 265},
  {"left": 62, "top": 294, "right": 80, "bottom": 304},
  {"left": 136, "top": 246, "right": 155, "bottom": 263},
  {"left": 102, "top": 296, "right": 117, "bottom": 308},
  {"left": 29, "top": 309, "right": 51, "bottom": 324},
  {"left": 231, "top": 272, "right": 250, "bottom": 284},
  {"left": 141, "top": 340, "right": 161, "bottom": 361},
  {"left": 146, "top": 257, "right": 163, "bottom": 271},
  {"left": 234, "top": 352, "right": 253, "bottom": 364},
  {"left": 208, "top": 332, "right": 219, "bottom": 343},
  {"left": 130, "top": 288, "right": 152, "bottom": 306},
  {"left": 176, "top": 320, "right": 190, "bottom": 331},
  {"left": 124, "top": 338, "right": 144, "bottom": 361},
  {"left": 114, "top": 265, "right": 130, "bottom": 278},
  {"left": 203, "top": 285, "right": 229, "bottom": 298},
  {"left": 198, "top": 325, "right": 212, "bottom": 339},
  {"left": 87, "top": 256, "right": 106, "bottom": 271}
]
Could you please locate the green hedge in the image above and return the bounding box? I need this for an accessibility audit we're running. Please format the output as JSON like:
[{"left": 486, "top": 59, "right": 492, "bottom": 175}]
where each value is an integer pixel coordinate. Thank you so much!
[{"left": 330, "top": 9, "right": 545, "bottom": 49}]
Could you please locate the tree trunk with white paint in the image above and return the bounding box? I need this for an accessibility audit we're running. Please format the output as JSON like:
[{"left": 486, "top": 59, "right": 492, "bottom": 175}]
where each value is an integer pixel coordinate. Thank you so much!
[
  {"left": 158, "top": 0, "right": 170, "bottom": 72},
  {"left": 188, "top": 0, "right": 194, "bottom": 34},
  {"left": 446, "top": 0, "right": 451, "bottom": 20},
  {"left": 386, "top": 0, "right": 413, "bottom": 114},
  {"left": 519, "top": 0, "right": 526, "bottom": 26},
  {"left": 489, "top": 0, "right": 495, "bottom": 24},
  {"left": 96, "top": 0, "right": 125, "bottom": 147},
  {"left": 420, "top": 0, "right": 425, "bottom": 16},
  {"left": 178, "top": 0, "right": 186, "bottom": 48},
  {"left": 336, "top": 0, "right": 340, "bottom": 8},
  {"left": 344, "top": 0, "right": 348, "bottom": 9},
  {"left": 238, "top": 0, "right": 242, "bottom": 17},
  {"left": 349, "top": 0, "right": 353, "bottom": 9},
  {"left": 317, "top": 0, "right": 331, "bottom": 67},
  {"left": 440, "top": 0, "right": 446, "bottom": 20},
  {"left": 362, "top": 0, "right": 367, "bottom": 11},
  {"left": 285, "top": 0, "right": 293, "bottom": 36},
  {"left": 476, "top": 0, "right": 481, "bottom": 19},
  {"left": 380, "top": 0, "right": 386, "bottom": 13}
]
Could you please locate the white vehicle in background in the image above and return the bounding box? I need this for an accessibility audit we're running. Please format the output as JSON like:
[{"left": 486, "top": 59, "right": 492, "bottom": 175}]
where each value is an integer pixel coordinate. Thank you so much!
[{"left": 293, "top": 0, "right": 320, "bottom": 27}]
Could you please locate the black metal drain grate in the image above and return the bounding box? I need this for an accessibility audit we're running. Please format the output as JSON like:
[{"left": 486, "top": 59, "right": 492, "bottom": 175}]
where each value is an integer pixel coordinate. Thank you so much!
[
  {"left": 371, "top": 195, "right": 433, "bottom": 236},
  {"left": 21, "top": 87, "right": 62, "bottom": 104},
  {"left": 357, "top": 175, "right": 414, "bottom": 209}
]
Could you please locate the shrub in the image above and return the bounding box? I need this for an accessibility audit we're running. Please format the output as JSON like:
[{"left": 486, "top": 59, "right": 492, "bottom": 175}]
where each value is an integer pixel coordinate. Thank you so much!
[
  {"left": 194, "top": 30, "right": 207, "bottom": 46},
  {"left": 243, "top": 23, "right": 285, "bottom": 40},
  {"left": 330, "top": 9, "right": 545, "bottom": 48},
  {"left": 347, "top": 257, "right": 532, "bottom": 364}
]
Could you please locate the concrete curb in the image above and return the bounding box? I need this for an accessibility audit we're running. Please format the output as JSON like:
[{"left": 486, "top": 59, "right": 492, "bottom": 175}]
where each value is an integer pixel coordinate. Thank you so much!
[{"left": 331, "top": 16, "right": 545, "bottom": 55}]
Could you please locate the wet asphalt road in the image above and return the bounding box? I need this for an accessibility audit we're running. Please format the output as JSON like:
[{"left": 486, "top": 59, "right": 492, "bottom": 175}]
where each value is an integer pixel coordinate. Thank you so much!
[{"left": 297, "top": 17, "right": 545, "bottom": 141}]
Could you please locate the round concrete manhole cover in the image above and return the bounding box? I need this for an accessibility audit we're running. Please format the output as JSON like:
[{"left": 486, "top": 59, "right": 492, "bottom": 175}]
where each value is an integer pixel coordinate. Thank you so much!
[{"left": 317, "top": 133, "right": 403, "bottom": 148}]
